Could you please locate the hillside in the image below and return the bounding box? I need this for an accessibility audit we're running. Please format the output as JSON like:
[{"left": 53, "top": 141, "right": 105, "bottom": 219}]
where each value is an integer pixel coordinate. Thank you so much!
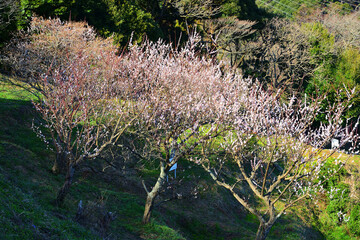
[
  {"left": 1, "top": 1, "right": 360, "bottom": 239},
  {"left": 0, "top": 75, "right": 328, "bottom": 239}
]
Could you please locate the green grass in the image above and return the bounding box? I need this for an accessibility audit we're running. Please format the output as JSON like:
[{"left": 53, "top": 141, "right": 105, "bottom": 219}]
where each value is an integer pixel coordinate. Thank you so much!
[{"left": 0, "top": 167, "right": 96, "bottom": 240}]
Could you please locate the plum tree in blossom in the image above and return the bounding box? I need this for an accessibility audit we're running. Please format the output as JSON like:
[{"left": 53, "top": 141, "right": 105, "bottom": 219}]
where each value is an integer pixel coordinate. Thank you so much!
[
  {"left": 120, "top": 35, "right": 235, "bottom": 224},
  {"left": 3, "top": 17, "right": 115, "bottom": 98},
  {"left": 197, "top": 81, "right": 359, "bottom": 240},
  {"left": 34, "top": 51, "right": 137, "bottom": 205}
]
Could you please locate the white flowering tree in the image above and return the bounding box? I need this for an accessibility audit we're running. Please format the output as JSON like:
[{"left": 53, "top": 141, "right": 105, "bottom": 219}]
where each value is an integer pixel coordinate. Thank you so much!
[
  {"left": 34, "top": 52, "right": 136, "bottom": 205},
  {"left": 198, "top": 82, "right": 359, "bottom": 240},
  {"left": 120, "top": 36, "right": 236, "bottom": 224}
]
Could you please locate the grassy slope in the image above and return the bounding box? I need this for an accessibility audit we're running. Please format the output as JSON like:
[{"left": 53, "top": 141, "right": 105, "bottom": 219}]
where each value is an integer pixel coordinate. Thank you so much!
[{"left": 0, "top": 74, "right": 325, "bottom": 239}]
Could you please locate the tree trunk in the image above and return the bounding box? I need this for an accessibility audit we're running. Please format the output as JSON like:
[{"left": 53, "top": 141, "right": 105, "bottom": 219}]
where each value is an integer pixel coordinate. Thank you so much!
[
  {"left": 142, "top": 162, "right": 167, "bottom": 224},
  {"left": 52, "top": 151, "right": 67, "bottom": 174},
  {"left": 142, "top": 191, "right": 157, "bottom": 224},
  {"left": 255, "top": 221, "right": 274, "bottom": 240},
  {"left": 56, "top": 164, "right": 75, "bottom": 205}
]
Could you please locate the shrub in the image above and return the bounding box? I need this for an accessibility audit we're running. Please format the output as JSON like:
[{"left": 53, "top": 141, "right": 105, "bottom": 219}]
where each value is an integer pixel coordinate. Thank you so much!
[
  {"left": 326, "top": 183, "right": 351, "bottom": 224},
  {"left": 303, "top": 22, "right": 336, "bottom": 65},
  {"left": 333, "top": 47, "right": 360, "bottom": 121},
  {"left": 303, "top": 21, "right": 360, "bottom": 123},
  {"left": 348, "top": 204, "right": 360, "bottom": 236},
  {"left": 316, "top": 158, "right": 348, "bottom": 190}
]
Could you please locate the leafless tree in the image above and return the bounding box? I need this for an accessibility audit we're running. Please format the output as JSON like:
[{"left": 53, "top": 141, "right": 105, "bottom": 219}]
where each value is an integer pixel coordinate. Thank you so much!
[
  {"left": 171, "top": 0, "right": 221, "bottom": 19},
  {"left": 202, "top": 16, "right": 256, "bottom": 65},
  {"left": 0, "top": 0, "right": 19, "bottom": 31},
  {"left": 237, "top": 18, "right": 313, "bottom": 95},
  {"left": 322, "top": 9, "right": 360, "bottom": 48}
]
